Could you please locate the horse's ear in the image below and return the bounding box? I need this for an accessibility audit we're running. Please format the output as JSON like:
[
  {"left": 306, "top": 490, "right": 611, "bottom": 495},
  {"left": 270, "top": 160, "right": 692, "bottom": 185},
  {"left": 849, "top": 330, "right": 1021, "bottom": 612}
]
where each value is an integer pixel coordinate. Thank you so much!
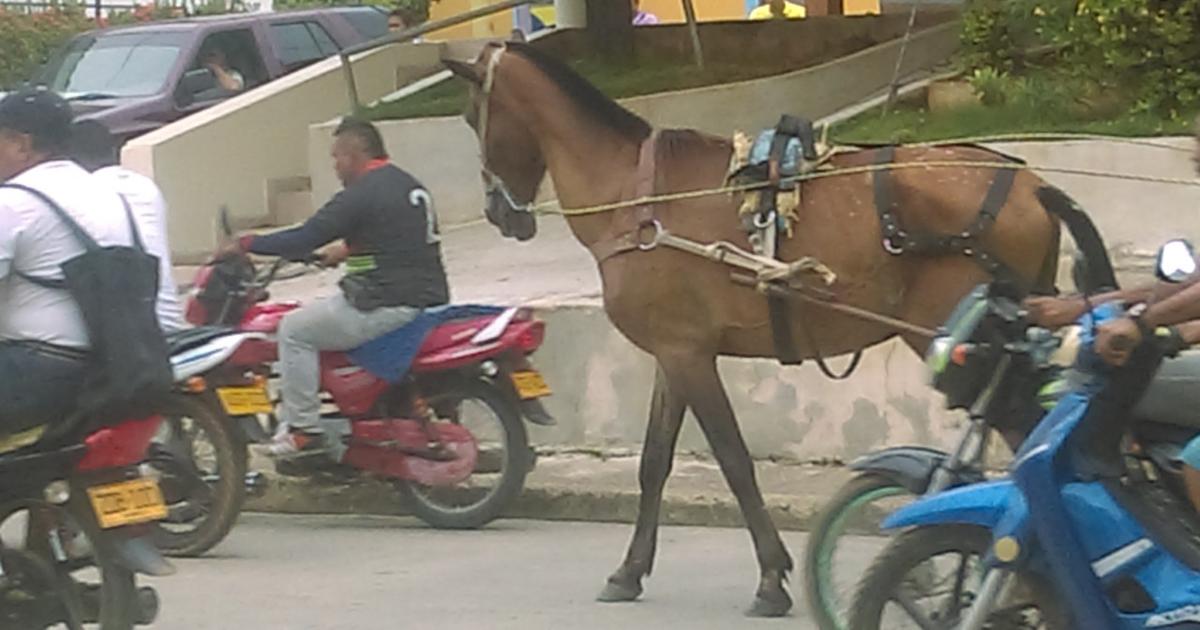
[{"left": 444, "top": 59, "right": 482, "bottom": 86}]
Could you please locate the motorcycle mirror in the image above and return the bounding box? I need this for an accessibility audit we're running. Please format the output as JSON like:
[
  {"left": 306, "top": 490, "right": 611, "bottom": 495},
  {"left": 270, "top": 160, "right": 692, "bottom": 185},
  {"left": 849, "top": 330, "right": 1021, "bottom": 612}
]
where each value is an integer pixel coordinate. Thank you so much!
[{"left": 1156, "top": 239, "right": 1197, "bottom": 284}]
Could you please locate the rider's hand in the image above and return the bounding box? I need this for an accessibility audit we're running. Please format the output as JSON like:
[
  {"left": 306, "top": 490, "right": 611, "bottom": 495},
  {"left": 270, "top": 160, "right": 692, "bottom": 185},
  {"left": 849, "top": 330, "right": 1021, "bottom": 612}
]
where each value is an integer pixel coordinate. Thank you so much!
[
  {"left": 317, "top": 242, "right": 349, "bottom": 268},
  {"left": 1023, "top": 295, "right": 1086, "bottom": 329},
  {"left": 1096, "top": 317, "right": 1142, "bottom": 366}
]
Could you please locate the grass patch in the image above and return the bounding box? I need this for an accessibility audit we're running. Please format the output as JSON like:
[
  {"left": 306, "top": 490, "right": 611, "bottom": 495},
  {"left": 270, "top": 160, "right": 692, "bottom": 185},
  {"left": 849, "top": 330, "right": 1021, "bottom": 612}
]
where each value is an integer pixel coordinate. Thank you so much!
[
  {"left": 833, "top": 101, "right": 1194, "bottom": 144},
  {"left": 833, "top": 72, "right": 1195, "bottom": 144},
  {"left": 368, "top": 56, "right": 811, "bottom": 121}
]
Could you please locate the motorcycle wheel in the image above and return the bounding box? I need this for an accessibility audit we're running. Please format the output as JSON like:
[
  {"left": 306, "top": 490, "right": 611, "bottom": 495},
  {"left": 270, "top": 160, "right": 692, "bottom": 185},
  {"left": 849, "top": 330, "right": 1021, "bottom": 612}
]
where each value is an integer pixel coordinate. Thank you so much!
[
  {"left": 849, "top": 525, "right": 1071, "bottom": 630},
  {"left": 149, "top": 393, "right": 248, "bottom": 557},
  {"left": 0, "top": 503, "right": 140, "bottom": 630},
  {"left": 396, "top": 379, "right": 532, "bottom": 530},
  {"left": 803, "top": 473, "right": 913, "bottom": 630}
]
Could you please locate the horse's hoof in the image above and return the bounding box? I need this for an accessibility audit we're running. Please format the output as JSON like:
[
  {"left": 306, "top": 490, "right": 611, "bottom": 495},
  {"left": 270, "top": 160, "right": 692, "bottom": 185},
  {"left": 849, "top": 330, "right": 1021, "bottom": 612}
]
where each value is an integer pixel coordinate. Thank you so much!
[
  {"left": 596, "top": 579, "right": 642, "bottom": 603},
  {"left": 746, "top": 589, "right": 793, "bottom": 618}
]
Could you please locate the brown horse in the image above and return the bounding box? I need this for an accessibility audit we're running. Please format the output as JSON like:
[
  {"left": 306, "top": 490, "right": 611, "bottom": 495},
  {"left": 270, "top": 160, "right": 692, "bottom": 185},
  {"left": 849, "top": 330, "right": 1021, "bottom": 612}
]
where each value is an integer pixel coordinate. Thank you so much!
[{"left": 443, "top": 42, "right": 1101, "bottom": 617}]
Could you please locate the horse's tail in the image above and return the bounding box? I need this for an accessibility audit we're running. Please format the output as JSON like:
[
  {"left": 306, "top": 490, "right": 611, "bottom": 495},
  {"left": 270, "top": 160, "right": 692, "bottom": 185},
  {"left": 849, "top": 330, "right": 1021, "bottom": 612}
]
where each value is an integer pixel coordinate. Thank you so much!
[{"left": 1035, "top": 185, "right": 1117, "bottom": 294}]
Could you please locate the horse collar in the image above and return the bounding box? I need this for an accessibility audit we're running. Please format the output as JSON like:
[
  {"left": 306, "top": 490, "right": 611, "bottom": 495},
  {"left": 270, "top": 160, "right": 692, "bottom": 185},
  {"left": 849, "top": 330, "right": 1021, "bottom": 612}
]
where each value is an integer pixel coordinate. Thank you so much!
[{"left": 588, "top": 131, "right": 663, "bottom": 264}]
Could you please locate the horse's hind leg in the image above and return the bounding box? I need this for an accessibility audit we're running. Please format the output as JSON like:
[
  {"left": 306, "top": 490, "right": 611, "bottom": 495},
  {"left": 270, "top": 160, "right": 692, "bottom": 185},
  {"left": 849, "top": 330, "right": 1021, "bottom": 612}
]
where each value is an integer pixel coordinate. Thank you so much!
[
  {"left": 678, "top": 354, "right": 794, "bottom": 617},
  {"left": 598, "top": 363, "right": 687, "bottom": 603}
]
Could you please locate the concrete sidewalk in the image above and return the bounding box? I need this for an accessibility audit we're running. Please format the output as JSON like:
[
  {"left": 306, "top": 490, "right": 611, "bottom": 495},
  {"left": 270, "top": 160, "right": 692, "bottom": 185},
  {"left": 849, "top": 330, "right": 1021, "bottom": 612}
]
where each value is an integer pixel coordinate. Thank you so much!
[{"left": 245, "top": 452, "right": 860, "bottom": 532}]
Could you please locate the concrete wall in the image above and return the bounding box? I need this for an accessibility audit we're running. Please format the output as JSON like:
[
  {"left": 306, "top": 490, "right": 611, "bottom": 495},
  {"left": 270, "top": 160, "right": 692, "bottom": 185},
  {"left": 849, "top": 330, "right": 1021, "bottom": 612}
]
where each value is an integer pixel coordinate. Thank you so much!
[
  {"left": 308, "top": 20, "right": 960, "bottom": 228},
  {"left": 122, "top": 42, "right": 445, "bottom": 262},
  {"left": 527, "top": 307, "right": 961, "bottom": 461}
]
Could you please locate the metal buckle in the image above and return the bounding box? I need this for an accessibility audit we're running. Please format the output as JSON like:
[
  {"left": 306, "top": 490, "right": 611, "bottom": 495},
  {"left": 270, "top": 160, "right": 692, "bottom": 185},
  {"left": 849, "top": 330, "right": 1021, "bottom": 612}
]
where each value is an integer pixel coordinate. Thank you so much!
[
  {"left": 636, "top": 220, "right": 663, "bottom": 251},
  {"left": 883, "top": 237, "right": 904, "bottom": 255},
  {"left": 753, "top": 210, "right": 777, "bottom": 230}
]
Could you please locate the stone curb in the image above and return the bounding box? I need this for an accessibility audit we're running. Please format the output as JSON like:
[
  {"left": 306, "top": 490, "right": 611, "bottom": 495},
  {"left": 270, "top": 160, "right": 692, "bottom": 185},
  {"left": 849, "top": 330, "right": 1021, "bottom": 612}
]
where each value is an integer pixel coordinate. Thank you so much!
[{"left": 244, "top": 472, "right": 828, "bottom": 531}]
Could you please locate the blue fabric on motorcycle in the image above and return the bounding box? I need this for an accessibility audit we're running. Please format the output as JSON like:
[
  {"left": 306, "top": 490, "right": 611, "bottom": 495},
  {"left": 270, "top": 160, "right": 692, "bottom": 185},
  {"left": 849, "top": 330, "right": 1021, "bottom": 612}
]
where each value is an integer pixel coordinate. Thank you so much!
[
  {"left": 347, "top": 305, "right": 505, "bottom": 383},
  {"left": 748, "top": 130, "right": 805, "bottom": 176}
]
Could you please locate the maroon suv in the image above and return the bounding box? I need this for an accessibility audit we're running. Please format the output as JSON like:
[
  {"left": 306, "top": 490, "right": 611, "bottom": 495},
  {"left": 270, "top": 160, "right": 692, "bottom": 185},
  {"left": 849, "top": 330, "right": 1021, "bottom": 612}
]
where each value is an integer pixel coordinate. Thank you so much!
[{"left": 30, "top": 7, "right": 389, "bottom": 141}]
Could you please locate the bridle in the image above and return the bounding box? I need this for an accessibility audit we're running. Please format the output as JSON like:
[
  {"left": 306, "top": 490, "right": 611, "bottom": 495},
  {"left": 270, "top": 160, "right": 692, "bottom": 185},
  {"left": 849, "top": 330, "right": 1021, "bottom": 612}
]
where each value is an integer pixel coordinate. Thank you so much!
[{"left": 475, "top": 44, "right": 535, "bottom": 215}]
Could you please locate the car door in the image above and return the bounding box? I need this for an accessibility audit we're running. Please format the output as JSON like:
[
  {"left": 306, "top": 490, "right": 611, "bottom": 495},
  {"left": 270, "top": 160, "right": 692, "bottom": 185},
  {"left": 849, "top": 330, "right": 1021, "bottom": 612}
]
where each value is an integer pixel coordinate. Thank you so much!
[{"left": 267, "top": 19, "right": 342, "bottom": 75}]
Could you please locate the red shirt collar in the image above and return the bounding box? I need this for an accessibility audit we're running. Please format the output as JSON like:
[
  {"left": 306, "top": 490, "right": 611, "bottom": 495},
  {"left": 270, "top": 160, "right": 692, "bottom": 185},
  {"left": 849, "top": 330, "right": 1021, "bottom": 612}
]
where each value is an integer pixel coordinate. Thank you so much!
[{"left": 364, "top": 158, "right": 390, "bottom": 173}]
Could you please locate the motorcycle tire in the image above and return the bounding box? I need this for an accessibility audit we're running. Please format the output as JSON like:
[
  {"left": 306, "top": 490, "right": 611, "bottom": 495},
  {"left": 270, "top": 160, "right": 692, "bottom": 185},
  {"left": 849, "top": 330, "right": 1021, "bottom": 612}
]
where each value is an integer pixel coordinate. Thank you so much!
[
  {"left": 849, "top": 525, "right": 1071, "bottom": 630},
  {"left": 2, "top": 503, "right": 140, "bottom": 630},
  {"left": 396, "top": 379, "right": 532, "bottom": 530},
  {"left": 803, "top": 473, "right": 913, "bottom": 630},
  {"left": 150, "top": 393, "right": 248, "bottom": 557}
]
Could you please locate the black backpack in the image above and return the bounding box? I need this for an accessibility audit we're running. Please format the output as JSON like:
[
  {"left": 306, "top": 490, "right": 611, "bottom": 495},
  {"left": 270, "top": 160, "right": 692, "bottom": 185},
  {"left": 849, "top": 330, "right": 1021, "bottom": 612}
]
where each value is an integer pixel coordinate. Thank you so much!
[{"left": 2, "top": 183, "right": 172, "bottom": 428}]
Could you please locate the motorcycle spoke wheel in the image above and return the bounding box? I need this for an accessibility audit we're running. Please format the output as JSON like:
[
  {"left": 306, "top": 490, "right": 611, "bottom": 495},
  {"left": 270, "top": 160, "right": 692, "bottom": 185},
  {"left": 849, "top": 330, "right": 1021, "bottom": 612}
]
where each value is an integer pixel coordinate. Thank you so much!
[
  {"left": 849, "top": 525, "right": 1070, "bottom": 630},
  {"left": 396, "top": 381, "right": 530, "bottom": 530}
]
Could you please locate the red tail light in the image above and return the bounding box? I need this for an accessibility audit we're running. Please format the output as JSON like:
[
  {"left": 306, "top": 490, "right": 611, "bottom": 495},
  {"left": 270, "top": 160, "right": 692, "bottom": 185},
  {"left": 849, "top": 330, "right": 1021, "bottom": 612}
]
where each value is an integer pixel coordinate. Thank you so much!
[
  {"left": 517, "top": 321, "right": 545, "bottom": 353},
  {"left": 76, "top": 416, "right": 162, "bottom": 472}
]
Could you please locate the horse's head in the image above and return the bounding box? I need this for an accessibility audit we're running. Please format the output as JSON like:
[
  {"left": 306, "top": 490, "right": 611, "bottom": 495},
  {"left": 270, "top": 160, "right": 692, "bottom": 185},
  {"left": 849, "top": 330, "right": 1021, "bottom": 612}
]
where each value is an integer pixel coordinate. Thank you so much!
[{"left": 444, "top": 43, "right": 544, "bottom": 242}]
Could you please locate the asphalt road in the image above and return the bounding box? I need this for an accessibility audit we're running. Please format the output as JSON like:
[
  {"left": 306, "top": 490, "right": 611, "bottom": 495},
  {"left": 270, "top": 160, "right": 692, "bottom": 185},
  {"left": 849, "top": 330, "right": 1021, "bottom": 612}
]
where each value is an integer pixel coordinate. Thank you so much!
[{"left": 146, "top": 514, "right": 886, "bottom": 630}]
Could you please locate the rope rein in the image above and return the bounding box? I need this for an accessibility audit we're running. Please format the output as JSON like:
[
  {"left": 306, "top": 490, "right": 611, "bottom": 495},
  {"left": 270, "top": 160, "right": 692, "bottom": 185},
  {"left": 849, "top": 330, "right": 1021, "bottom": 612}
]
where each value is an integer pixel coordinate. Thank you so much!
[{"left": 516, "top": 158, "right": 1200, "bottom": 217}]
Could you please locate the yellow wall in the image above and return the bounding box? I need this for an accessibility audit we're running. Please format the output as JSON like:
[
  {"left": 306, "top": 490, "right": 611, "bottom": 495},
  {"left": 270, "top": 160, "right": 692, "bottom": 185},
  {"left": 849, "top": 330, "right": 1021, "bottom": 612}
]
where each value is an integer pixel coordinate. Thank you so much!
[
  {"left": 427, "top": 0, "right": 516, "bottom": 40},
  {"left": 641, "top": 0, "right": 746, "bottom": 22},
  {"left": 426, "top": 0, "right": 881, "bottom": 40}
]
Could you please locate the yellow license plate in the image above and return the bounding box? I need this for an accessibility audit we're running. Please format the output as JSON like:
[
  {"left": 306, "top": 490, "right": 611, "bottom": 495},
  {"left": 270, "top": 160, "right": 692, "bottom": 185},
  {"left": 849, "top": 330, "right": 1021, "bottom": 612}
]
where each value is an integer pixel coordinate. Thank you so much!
[
  {"left": 88, "top": 478, "right": 168, "bottom": 529},
  {"left": 511, "top": 370, "right": 552, "bottom": 400},
  {"left": 216, "top": 385, "right": 273, "bottom": 415}
]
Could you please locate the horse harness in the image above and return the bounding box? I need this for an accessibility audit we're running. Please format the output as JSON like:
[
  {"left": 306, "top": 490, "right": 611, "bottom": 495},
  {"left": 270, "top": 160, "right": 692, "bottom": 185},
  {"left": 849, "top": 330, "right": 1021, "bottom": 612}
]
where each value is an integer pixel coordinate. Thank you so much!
[
  {"left": 583, "top": 128, "right": 1023, "bottom": 378},
  {"left": 471, "top": 47, "right": 1017, "bottom": 379}
]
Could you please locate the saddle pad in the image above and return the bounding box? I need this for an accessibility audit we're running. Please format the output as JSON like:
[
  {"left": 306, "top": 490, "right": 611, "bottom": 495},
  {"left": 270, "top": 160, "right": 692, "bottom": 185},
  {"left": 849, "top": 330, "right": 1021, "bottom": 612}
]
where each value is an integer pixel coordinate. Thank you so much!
[{"left": 347, "top": 305, "right": 505, "bottom": 384}]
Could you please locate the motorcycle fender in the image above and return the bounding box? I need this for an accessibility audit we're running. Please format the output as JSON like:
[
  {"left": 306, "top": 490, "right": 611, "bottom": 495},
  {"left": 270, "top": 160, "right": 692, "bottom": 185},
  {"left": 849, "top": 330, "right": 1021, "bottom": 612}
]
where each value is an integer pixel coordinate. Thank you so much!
[
  {"left": 882, "top": 479, "right": 1017, "bottom": 532},
  {"left": 849, "top": 446, "right": 985, "bottom": 494},
  {"left": 107, "top": 533, "right": 176, "bottom": 577}
]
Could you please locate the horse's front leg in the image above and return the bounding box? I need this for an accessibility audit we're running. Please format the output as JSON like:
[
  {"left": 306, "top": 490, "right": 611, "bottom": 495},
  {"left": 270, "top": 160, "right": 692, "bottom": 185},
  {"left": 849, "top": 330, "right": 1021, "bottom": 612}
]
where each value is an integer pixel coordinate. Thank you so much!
[{"left": 598, "top": 363, "right": 688, "bottom": 603}]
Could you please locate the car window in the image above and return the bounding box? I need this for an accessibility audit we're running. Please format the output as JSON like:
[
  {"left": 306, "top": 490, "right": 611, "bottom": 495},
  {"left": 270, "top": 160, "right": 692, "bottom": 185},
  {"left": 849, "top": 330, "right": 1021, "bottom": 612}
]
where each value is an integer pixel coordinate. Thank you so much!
[
  {"left": 186, "top": 28, "right": 267, "bottom": 103},
  {"left": 41, "top": 31, "right": 188, "bottom": 98},
  {"left": 270, "top": 21, "right": 338, "bottom": 70},
  {"left": 308, "top": 22, "right": 340, "bottom": 56},
  {"left": 339, "top": 8, "right": 389, "bottom": 41}
]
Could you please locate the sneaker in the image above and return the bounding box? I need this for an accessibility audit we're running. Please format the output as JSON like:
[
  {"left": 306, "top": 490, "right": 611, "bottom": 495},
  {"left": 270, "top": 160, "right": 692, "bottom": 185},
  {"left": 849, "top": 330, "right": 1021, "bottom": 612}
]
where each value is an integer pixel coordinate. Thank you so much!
[{"left": 258, "top": 430, "right": 328, "bottom": 460}]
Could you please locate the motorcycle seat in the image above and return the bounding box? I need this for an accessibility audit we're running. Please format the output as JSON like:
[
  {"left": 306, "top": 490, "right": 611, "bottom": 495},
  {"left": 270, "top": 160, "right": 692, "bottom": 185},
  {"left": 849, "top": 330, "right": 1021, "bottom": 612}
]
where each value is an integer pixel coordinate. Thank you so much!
[
  {"left": 166, "top": 326, "right": 240, "bottom": 356},
  {"left": 1133, "top": 350, "right": 1200, "bottom": 430}
]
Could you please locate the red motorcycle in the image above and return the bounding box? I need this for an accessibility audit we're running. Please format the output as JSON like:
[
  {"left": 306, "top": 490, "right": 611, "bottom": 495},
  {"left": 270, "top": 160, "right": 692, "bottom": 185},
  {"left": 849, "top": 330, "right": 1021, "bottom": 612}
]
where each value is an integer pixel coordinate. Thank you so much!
[
  {"left": 172, "top": 245, "right": 553, "bottom": 531},
  {"left": 0, "top": 414, "right": 172, "bottom": 628}
]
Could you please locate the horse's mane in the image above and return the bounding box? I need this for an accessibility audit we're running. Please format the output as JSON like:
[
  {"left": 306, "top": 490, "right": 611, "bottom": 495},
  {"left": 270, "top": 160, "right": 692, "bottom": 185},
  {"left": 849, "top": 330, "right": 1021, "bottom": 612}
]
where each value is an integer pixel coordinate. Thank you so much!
[{"left": 506, "top": 42, "right": 652, "bottom": 142}]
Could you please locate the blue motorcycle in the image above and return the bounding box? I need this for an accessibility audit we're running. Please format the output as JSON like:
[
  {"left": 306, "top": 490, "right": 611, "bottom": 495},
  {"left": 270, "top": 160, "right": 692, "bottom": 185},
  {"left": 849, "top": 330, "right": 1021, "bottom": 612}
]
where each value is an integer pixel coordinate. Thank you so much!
[{"left": 849, "top": 240, "right": 1200, "bottom": 630}]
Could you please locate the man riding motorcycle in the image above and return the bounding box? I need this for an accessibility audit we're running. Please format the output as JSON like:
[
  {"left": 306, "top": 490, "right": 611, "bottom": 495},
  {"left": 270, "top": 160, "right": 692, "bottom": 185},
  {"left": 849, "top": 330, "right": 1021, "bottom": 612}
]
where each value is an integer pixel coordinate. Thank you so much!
[
  {"left": 227, "top": 117, "right": 449, "bottom": 460},
  {"left": 1026, "top": 258, "right": 1200, "bottom": 514},
  {"left": 0, "top": 89, "right": 144, "bottom": 435}
]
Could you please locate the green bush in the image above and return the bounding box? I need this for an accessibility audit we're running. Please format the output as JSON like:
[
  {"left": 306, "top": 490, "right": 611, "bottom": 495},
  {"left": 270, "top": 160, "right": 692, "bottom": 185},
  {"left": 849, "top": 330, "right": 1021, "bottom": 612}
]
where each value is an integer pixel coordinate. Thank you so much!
[
  {"left": 0, "top": 9, "right": 93, "bottom": 89},
  {"left": 960, "top": 0, "right": 1200, "bottom": 118}
]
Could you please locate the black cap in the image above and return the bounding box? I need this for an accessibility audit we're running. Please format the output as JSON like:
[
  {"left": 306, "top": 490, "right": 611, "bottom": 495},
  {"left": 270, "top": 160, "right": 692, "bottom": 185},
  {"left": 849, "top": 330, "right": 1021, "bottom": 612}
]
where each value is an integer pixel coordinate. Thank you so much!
[{"left": 0, "top": 88, "right": 73, "bottom": 152}]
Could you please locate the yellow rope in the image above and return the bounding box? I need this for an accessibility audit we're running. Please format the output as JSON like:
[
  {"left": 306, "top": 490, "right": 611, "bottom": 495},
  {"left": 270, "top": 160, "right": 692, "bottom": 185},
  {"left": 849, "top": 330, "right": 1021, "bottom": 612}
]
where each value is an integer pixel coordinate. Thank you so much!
[
  {"left": 533, "top": 158, "right": 1200, "bottom": 218},
  {"left": 900, "top": 132, "right": 1192, "bottom": 153}
]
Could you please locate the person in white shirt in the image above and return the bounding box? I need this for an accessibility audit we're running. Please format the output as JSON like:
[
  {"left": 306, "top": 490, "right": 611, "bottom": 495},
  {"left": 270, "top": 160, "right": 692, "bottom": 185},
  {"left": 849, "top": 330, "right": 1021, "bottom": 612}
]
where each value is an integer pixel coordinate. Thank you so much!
[
  {"left": 67, "top": 120, "right": 186, "bottom": 334},
  {"left": 0, "top": 89, "right": 137, "bottom": 434}
]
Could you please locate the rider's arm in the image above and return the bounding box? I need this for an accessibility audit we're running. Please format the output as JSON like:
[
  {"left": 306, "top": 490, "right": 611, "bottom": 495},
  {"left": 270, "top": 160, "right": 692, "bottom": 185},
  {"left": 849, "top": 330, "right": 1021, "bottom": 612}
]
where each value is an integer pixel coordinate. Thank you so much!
[
  {"left": 241, "top": 188, "right": 362, "bottom": 260},
  {"left": 1026, "top": 276, "right": 1200, "bottom": 328},
  {"left": 1140, "top": 278, "right": 1200, "bottom": 328}
]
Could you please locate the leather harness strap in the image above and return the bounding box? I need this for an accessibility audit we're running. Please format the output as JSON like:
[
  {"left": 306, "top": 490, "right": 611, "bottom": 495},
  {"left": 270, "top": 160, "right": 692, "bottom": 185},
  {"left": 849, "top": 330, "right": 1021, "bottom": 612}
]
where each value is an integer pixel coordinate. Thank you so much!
[
  {"left": 588, "top": 130, "right": 661, "bottom": 264},
  {"left": 872, "top": 145, "right": 1025, "bottom": 290}
]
